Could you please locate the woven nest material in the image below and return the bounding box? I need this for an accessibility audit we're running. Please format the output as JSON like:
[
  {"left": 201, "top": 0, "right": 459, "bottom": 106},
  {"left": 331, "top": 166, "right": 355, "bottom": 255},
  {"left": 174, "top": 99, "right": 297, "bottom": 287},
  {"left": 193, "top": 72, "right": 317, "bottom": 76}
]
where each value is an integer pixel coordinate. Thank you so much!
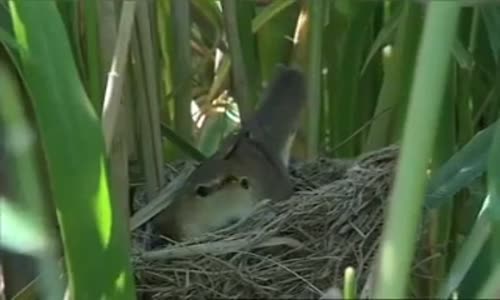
[{"left": 131, "top": 146, "right": 414, "bottom": 299}]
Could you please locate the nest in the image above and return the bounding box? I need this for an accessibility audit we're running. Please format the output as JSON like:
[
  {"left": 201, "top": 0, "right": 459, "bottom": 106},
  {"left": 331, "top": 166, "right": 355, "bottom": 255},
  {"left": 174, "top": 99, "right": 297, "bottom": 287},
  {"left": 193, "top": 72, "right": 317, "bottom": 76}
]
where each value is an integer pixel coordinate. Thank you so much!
[{"left": 131, "top": 146, "right": 407, "bottom": 299}]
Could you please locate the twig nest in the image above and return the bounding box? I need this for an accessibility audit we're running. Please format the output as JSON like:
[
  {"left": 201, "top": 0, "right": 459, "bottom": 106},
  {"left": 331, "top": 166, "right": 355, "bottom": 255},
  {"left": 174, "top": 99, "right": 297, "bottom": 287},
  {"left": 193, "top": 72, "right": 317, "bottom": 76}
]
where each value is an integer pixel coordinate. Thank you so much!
[{"left": 133, "top": 146, "right": 400, "bottom": 299}]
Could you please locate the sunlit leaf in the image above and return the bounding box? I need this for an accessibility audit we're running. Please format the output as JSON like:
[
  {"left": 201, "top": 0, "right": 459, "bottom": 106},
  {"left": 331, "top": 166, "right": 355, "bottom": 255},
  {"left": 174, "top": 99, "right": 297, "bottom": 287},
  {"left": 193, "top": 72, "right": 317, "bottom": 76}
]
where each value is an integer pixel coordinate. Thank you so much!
[{"left": 9, "top": 1, "right": 136, "bottom": 298}]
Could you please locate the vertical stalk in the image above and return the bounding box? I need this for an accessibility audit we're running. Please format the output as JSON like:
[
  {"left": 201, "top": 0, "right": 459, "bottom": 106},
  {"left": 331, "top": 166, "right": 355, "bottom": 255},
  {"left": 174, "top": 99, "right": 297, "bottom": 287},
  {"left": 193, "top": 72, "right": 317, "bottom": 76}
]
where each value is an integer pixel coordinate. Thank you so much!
[
  {"left": 84, "top": 0, "right": 103, "bottom": 114},
  {"left": 135, "top": 0, "right": 165, "bottom": 187},
  {"left": 426, "top": 63, "right": 456, "bottom": 297},
  {"left": 374, "top": 3, "right": 460, "bottom": 298},
  {"left": 331, "top": 2, "right": 375, "bottom": 157},
  {"left": 221, "top": 0, "right": 259, "bottom": 122},
  {"left": 171, "top": 0, "right": 193, "bottom": 146},
  {"left": 364, "top": 1, "right": 423, "bottom": 151},
  {"left": 305, "top": 0, "right": 324, "bottom": 159}
]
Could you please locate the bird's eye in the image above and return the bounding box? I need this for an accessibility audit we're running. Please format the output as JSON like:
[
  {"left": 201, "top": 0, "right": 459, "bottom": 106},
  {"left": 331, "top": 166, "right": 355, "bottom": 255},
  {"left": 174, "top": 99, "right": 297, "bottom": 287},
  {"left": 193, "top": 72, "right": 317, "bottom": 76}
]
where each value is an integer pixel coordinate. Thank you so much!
[
  {"left": 239, "top": 177, "right": 249, "bottom": 189},
  {"left": 225, "top": 175, "right": 238, "bottom": 184},
  {"left": 195, "top": 185, "right": 210, "bottom": 197}
]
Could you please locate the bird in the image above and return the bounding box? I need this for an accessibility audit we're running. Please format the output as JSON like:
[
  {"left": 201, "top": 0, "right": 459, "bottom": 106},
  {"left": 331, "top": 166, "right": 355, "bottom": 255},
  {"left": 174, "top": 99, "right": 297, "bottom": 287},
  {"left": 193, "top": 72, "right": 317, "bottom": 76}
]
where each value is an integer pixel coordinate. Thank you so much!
[{"left": 153, "top": 64, "right": 307, "bottom": 242}]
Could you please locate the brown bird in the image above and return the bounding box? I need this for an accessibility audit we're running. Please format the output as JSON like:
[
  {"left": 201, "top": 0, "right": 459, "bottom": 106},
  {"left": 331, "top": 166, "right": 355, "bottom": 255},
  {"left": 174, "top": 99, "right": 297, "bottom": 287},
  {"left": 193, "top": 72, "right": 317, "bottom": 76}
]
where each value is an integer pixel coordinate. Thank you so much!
[{"left": 153, "top": 65, "right": 307, "bottom": 241}]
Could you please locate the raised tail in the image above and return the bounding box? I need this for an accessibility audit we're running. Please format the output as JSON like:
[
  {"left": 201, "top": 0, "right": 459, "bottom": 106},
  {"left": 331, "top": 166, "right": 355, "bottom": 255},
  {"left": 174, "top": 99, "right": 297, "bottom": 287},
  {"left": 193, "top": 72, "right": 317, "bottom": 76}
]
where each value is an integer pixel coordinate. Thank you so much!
[{"left": 244, "top": 65, "right": 307, "bottom": 165}]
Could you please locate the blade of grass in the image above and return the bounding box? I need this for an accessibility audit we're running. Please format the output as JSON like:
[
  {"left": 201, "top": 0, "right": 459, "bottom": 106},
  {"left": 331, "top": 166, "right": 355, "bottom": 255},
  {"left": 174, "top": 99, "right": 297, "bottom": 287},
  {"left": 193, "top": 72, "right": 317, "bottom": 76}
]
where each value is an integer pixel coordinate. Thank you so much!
[
  {"left": 436, "top": 195, "right": 492, "bottom": 299},
  {"left": 374, "top": 2, "right": 460, "bottom": 298},
  {"left": 425, "top": 120, "right": 497, "bottom": 209}
]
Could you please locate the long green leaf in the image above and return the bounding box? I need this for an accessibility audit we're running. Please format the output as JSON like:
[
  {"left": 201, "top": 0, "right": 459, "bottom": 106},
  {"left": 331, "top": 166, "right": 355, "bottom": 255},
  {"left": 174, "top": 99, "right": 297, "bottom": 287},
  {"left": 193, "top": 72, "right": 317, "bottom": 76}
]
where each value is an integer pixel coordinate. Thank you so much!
[
  {"left": 479, "top": 106, "right": 500, "bottom": 297},
  {"left": 436, "top": 201, "right": 491, "bottom": 299},
  {"left": 374, "top": 2, "right": 460, "bottom": 298},
  {"left": 425, "top": 120, "right": 497, "bottom": 209},
  {"left": 425, "top": 66, "right": 457, "bottom": 297},
  {"left": 305, "top": 0, "right": 325, "bottom": 159},
  {"left": 441, "top": 114, "right": 500, "bottom": 297},
  {"left": 9, "top": 2, "right": 136, "bottom": 299}
]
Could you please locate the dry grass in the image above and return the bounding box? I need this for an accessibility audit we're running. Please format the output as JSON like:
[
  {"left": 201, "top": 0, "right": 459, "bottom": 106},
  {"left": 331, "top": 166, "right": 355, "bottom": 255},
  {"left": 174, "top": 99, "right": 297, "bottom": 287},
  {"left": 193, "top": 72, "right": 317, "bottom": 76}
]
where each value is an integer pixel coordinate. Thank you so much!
[{"left": 130, "top": 146, "right": 429, "bottom": 299}]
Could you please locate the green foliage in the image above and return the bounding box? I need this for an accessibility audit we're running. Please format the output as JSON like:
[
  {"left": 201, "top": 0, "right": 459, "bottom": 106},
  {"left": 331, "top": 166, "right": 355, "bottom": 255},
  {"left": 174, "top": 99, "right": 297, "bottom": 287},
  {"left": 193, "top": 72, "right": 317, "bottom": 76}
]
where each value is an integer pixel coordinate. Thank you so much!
[
  {"left": 426, "top": 121, "right": 497, "bottom": 209},
  {"left": 305, "top": 0, "right": 325, "bottom": 159},
  {"left": 255, "top": 0, "right": 299, "bottom": 82},
  {"left": 374, "top": 3, "right": 461, "bottom": 298},
  {"left": 2, "top": 0, "right": 500, "bottom": 299},
  {"left": 171, "top": 0, "right": 194, "bottom": 147},
  {"left": 0, "top": 57, "right": 63, "bottom": 300},
  {"left": 343, "top": 267, "right": 357, "bottom": 300},
  {"left": 7, "top": 1, "right": 136, "bottom": 299}
]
